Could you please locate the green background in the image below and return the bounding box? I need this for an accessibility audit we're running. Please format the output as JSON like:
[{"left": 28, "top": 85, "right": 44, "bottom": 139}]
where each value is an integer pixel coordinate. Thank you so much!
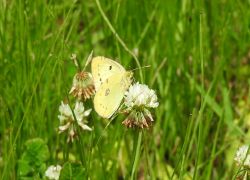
[{"left": 0, "top": 0, "right": 250, "bottom": 179}]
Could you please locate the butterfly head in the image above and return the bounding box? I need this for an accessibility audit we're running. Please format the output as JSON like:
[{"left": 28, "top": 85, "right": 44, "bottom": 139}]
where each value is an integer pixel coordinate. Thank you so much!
[{"left": 126, "top": 71, "right": 133, "bottom": 79}]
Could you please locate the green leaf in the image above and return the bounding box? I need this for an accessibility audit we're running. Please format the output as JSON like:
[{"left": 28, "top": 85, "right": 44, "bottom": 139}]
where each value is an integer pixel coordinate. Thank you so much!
[
  {"left": 18, "top": 160, "right": 33, "bottom": 176},
  {"left": 21, "top": 138, "right": 49, "bottom": 167},
  {"left": 18, "top": 138, "right": 49, "bottom": 179},
  {"left": 59, "top": 162, "right": 85, "bottom": 180}
]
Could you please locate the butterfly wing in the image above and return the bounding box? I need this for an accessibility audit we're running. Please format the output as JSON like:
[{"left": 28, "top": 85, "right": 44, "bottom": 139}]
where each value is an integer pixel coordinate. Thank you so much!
[
  {"left": 91, "top": 56, "right": 126, "bottom": 91},
  {"left": 94, "top": 73, "right": 129, "bottom": 118}
]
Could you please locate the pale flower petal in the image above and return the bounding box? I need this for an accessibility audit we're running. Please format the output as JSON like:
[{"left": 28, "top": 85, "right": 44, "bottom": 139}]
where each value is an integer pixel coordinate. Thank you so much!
[
  {"left": 124, "top": 82, "right": 159, "bottom": 108},
  {"left": 58, "top": 122, "right": 71, "bottom": 132},
  {"left": 57, "top": 115, "right": 67, "bottom": 123},
  {"left": 69, "top": 86, "right": 76, "bottom": 94},
  {"left": 234, "top": 145, "right": 250, "bottom": 167},
  {"left": 59, "top": 102, "right": 72, "bottom": 117},
  {"left": 58, "top": 101, "right": 92, "bottom": 142},
  {"left": 78, "top": 122, "right": 92, "bottom": 131},
  {"left": 83, "top": 109, "right": 92, "bottom": 116},
  {"left": 45, "top": 165, "right": 62, "bottom": 180}
]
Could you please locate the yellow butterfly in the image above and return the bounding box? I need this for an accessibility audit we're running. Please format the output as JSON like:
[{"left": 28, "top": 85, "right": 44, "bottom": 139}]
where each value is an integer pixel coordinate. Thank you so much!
[{"left": 91, "top": 56, "right": 133, "bottom": 118}]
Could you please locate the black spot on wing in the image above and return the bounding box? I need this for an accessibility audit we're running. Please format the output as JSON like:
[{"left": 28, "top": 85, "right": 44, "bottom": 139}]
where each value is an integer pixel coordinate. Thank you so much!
[
  {"left": 109, "top": 65, "right": 112, "bottom": 70},
  {"left": 99, "top": 78, "right": 103, "bottom": 85},
  {"left": 99, "top": 104, "right": 108, "bottom": 110},
  {"left": 105, "top": 89, "right": 110, "bottom": 96}
]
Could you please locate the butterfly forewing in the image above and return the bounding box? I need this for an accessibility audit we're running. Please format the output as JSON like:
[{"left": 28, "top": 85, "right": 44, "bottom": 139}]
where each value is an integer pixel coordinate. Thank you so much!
[{"left": 91, "top": 56, "right": 126, "bottom": 91}]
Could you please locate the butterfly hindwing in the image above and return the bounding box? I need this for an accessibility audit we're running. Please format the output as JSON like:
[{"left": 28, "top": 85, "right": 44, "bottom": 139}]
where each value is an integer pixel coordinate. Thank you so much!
[{"left": 93, "top": 73, "right": 127, "bottom": 118}]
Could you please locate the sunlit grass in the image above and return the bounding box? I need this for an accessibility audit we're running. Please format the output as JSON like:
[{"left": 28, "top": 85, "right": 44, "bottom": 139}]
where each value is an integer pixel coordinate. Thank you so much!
[{"left": 0, "top": 0, "right": 250, "bottom": 179}]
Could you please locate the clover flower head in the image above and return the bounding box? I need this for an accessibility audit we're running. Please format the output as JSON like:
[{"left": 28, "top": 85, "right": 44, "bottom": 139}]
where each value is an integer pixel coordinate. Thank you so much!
[
  {"left": 58, "top": 101, "right": 92, "bottom": 142},
  {"left": 234, "top": 145, "right": 250, "bottom": 168},
  {"left": 69, "top": 71, "right": 95, "bottom": 100},
  {"left": 122, "top": 82, "right": 159, "bottom": 128},
  {"left": 45, "top": 165, "right": 62, "bottom": 180},
  {"left": 124, "top": 82, "right": 159, "bottom": 109}
]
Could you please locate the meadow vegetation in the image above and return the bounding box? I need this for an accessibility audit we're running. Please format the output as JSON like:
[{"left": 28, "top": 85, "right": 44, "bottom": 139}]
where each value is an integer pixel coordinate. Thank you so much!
[{"left": 0, "top": 0, "right": 250, "bottom": 179}]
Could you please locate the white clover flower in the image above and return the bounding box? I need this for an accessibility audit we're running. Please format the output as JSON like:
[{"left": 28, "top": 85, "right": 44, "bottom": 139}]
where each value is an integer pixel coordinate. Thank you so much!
[
  {"left": 234, "top": 145, "right": 250, "bottom": 168},
  {"left": 58, "top": 101, "right": 92, "bottom": 142},
  {"left": 69, "top": 71, "right": 95, "bottom": 100},
  {"left": 124, "top": 82, "right": 159, "bottom": 109},
  {"left": 45, "top": 165, "right": 62, "bottom": 180},
  {"left": 122, "top": 83, "right": 159, "bottom": 128}
]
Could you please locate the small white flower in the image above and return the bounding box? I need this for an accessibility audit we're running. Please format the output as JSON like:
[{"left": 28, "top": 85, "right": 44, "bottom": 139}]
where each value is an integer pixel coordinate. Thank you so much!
[
  {"left": 122, "top": 83, "right": 159, "bottom": 128},
  {"left": 124, "top": 82, "right": 159, "bottom": 109},
  {"left": 58, "top": 101, "right": 92, "bottom": 142},
  {"left": 234, "top": 145, "right": 250, "bottom": 167},
  {"left": 45, "top": 165, "right": 62, "bottom": 180}
]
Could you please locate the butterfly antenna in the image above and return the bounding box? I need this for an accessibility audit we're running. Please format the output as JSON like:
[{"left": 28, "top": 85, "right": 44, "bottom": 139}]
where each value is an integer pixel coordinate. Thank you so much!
[
  {"left": 83, "top": 50, "right": 93, "bottom": 70},
  {"left": 131, "top": 65, "right": 151, "bottom": 71}
]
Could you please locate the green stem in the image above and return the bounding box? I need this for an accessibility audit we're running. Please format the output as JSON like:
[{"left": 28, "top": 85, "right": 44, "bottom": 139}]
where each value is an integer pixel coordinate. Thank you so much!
[
  {"left": 131, "top": 131, "right": 142, "bottom": 180},
  {"left": 193, "top": 10, "right": 204, "bottom": 180}
]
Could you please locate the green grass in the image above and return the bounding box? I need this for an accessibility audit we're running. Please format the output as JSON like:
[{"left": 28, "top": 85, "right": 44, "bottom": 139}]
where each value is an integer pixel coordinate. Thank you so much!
[{"left": 1, "top": 0, "right": 250, "bottom": 179}]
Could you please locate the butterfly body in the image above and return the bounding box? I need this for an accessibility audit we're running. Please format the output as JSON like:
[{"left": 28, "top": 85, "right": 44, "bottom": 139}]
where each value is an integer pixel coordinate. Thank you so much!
[{"left": 91, "top": 56, "right": 133, "bottom": 118}]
